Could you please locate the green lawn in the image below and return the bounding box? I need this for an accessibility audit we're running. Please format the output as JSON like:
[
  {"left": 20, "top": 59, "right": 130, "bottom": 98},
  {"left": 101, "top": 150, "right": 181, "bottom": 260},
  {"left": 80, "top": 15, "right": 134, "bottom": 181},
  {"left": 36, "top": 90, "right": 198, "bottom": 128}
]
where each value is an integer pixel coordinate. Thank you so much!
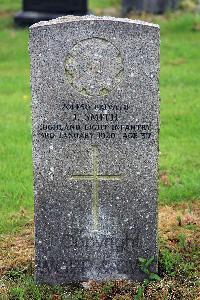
[
  {"left": 159, "top": 14, "right": 200, "bottom": 202},
  {"left": 0, "top": 2, "right": 200, "bottom": 234}
]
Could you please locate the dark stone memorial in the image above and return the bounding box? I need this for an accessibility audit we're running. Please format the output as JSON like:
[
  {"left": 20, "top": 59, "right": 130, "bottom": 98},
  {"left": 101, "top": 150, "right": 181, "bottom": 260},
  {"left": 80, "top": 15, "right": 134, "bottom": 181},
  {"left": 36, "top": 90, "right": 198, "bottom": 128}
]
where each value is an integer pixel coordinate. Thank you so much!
[
  {"left": 14, "top": 0, "right": 87, "bottom": 26},
  {"left": 122, "top": 0, "right": 179, "bottom": 16}
]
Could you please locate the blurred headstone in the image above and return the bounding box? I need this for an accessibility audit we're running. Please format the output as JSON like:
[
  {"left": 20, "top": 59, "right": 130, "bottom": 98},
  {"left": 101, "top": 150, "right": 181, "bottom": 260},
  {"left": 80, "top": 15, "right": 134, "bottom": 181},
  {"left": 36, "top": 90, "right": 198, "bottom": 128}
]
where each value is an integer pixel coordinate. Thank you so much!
[
  {"left": 121, "top": 0, "right": 131, "bottom": 16},
  {"left": 122, "top": 0, "right": 179, "bottom": 15},
  {"left": 197, "top": 0, "right": 200, "bottom": 12},
  {"left": 14, "top": 0, "right": 87, "bottom": 26}
]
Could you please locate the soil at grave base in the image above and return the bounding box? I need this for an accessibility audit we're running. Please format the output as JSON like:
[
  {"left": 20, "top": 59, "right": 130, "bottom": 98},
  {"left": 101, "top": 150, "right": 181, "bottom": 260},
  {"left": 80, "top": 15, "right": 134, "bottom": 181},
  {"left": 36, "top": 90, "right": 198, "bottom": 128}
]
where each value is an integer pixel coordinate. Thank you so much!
[
  {"left": 0, "top": 222, "right": 34, "bottom": 278},
  {"left": 158, "top": 201, "right": 200, "bottom": 248},
  {"left": 0, "top": 201, "right": 199, "bottom": 277}
]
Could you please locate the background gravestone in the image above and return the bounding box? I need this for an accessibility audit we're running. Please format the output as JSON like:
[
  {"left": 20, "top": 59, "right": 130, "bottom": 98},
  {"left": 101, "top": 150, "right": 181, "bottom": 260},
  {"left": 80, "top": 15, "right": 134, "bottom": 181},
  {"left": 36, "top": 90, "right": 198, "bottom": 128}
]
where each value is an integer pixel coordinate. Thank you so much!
[
  {"left": 122, "top": 0, "right": 179, "bottom": 16},
  {"left": 14, "top": 0, "right": 87, "bottom": 26},
  {"left": 29, "top": 15, "right": 160, "bottom": 284}
]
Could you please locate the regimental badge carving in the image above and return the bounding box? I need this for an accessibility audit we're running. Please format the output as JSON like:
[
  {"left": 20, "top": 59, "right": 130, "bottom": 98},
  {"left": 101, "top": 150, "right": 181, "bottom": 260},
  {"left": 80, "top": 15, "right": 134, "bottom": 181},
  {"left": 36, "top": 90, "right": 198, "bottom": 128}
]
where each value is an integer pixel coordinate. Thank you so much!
[{"left": 65, "top": 38, "right": 124, "bottom": 97}]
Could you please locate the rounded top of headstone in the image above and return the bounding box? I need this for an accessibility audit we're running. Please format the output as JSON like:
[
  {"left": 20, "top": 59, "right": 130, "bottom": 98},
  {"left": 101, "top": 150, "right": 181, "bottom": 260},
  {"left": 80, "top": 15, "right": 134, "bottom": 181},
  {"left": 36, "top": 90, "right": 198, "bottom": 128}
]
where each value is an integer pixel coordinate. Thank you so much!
[{"left": 30, "top": 15, "right": 159, "bottom": 29}]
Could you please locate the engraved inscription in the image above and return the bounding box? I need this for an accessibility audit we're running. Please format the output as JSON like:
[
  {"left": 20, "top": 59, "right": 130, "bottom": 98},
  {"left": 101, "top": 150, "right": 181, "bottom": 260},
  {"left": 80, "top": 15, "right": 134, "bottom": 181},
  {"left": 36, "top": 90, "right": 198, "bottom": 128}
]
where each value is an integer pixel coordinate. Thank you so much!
[
  {"left": 65, "top": 38, "right": 124, "bottom": 96},
  {"left": 38, "top": 102, "right": 153, "bottom": 141}
]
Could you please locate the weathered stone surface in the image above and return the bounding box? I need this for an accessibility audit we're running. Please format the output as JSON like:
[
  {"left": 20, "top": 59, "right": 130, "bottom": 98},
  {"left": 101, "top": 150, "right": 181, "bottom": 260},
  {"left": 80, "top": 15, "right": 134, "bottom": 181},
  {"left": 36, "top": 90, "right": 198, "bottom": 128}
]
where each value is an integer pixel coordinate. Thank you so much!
[{"left": 29, "top": 15, "right": 160, "bottom": 284}]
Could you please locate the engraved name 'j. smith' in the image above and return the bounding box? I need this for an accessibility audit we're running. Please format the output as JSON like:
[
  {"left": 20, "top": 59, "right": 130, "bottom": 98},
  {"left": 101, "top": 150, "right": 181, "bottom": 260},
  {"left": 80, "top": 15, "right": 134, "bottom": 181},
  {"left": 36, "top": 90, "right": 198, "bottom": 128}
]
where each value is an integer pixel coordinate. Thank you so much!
[{"left": 73, "top": 113, "right": 118, "bottom": 122}]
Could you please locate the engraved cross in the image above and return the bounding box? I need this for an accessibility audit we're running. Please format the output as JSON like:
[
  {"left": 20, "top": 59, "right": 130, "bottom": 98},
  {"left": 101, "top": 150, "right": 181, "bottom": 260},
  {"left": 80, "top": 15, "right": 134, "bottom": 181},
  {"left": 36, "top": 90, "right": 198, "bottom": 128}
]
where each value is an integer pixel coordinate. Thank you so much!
[{"left": 69, "top": 146, "right": 122, "bottom": 231}]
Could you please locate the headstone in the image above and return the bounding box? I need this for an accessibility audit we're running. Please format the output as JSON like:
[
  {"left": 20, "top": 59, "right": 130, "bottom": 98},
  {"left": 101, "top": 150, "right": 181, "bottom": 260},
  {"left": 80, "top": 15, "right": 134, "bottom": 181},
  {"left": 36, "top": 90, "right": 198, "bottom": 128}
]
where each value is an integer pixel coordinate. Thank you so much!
[
  {"left": 29, "top": 16, "right": 160, "bottom": 284},
  {"left": 122, "top": 0, "right": 179, "bottom": 15},
  {"left": 14, "top": 0, "right": 87, "bottom": 26},
  {"left": 121, "top": 0, "right": 129, "bottom": 17}
]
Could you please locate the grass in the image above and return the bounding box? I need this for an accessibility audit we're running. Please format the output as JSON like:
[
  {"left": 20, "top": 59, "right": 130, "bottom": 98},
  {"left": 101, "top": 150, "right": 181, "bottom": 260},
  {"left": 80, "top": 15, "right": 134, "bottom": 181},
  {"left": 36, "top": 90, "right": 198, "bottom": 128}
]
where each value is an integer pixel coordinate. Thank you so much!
[
  {"left": 0, "top": 2, "right": 199, "bottom": 298},
  {"left": 0, "top": 0, "right": 21, "bottom": 12},
  {"left": 0, "top": 19, "right": 32, "bottom": 234},
  {"left": 1, "top": 8, "right": 200, "bottom": 236},
  {"left": 159, "top": 13, "right": 200, "bottom": 202},
  {"left": 0, "top": 4, "right": 200, "bottom": 234}
]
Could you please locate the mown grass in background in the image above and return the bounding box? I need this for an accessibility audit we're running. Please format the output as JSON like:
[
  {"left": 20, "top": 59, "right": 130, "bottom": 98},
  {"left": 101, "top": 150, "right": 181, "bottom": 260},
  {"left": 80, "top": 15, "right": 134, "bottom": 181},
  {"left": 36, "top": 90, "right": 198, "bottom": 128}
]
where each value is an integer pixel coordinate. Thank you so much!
[
  {"left": 0, "top": 1, "right": 200, "bottom": 234},
  {"left": 159, "top": 13, "right": 200, "bottom": 202},
  {"left": 90, "top": 0, "right": 120, "bottom": 10},
  {"left": 0, "top": 0, "right": 21, "bottom": 12},
  {"left": 0, "top": 22, "right": 32, "bottom": 234}
]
